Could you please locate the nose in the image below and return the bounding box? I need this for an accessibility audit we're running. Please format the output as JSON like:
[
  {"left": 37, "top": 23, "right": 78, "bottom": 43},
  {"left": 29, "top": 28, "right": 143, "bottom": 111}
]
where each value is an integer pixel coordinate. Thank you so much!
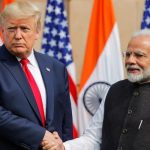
[
  {"left": 14, "top": 28, "right": 22, "bottom": 40},
  {"left": 125, "top": 54, "right": 137, "bottom": 65}
]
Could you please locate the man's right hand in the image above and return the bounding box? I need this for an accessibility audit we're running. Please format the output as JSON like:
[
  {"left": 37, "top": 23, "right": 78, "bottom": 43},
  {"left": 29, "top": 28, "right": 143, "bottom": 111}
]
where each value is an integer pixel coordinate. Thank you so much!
[{"left": 41, "top": 131, "right": 65, "bottom": 150}]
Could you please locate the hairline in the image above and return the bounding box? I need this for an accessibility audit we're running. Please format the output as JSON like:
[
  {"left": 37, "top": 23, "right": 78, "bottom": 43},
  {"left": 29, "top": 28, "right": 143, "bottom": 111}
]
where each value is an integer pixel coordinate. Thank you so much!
[
  {"left": 0, "top": 1, "right": 41, "bottom": 31},
  {"left": 132, "top": 29, "right": 150, "bottom": 38}
]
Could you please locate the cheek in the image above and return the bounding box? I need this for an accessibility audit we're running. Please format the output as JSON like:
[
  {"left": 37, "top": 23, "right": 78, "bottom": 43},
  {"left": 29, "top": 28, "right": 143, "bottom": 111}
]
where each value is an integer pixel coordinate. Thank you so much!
[
  {"left": 144, "top": 63, "right": 150, "bottom": 69},
  {"left": 3, "top": 33, "right": 12, "bottom": 42},
  {"left": 3, "top": 30, "right": 12, "bottom": 37},
  {"left": 141, "top": 59, "right": 150, "bottom": 68},
  {"left": 25, "top": 33, "right": 39, "bottom": 41},
  {"left": 137, "top": 63, "right": 149, "bottom": 70},
  {"left": 23, "top": 34, "right": 37, "bottom": 47},
  {"left": 35, "top": 32, "right": 40, "bottom": 40}
]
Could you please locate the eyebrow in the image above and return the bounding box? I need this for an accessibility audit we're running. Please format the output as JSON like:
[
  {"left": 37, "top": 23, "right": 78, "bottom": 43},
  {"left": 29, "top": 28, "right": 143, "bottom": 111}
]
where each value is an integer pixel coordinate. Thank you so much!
[{"left": 126, "top": 49, "right": 146, "bottom": 54}]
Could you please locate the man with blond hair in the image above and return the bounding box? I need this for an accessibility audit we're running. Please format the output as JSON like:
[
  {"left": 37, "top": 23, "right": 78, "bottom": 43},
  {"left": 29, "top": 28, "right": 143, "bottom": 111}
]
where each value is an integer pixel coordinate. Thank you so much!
[{"left": 0, "top": 1, "right": 72, "bottom": 149}]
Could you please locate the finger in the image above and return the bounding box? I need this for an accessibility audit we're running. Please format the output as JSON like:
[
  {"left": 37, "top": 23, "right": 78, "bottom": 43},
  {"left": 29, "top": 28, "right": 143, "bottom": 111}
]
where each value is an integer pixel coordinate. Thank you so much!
[
  {"left": 53, "top": 132, "right": 59, "bottom": 139},
  {"left": 49, "top": 145, "right": 57, "bottom": 150},
  {"left": 42, "top": 144, "right": 51, "bottom": 150},
  {"left": 41, "top": 141, "right": 56, "bottom": 149},
  {"left": 41, "top": 140, "right": 48, "bottom": 147},
  {"left": 53, "top": 131, "right": 58, "bottom": 135},
  {"left": 42, "top": 143, "right": 58, "bottom": 150},
  {"left": 47, "top": 139, "right": 57, "bottom": 146}
]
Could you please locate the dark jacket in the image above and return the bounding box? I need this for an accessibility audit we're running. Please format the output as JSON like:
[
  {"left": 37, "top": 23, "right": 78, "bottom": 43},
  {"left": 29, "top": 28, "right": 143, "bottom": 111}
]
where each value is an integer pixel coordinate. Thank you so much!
[
  {"left": 101, "top": 79, "right": 150, "bottom": 150},
  {"left": 0, "top": 45, "right": 73, "bottom": 150}
]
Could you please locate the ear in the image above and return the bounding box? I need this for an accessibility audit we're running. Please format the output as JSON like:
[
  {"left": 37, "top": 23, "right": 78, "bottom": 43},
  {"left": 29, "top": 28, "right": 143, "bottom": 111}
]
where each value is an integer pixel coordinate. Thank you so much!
[{"left": 35, "top": 29, "right": 41, "bottom": 40}]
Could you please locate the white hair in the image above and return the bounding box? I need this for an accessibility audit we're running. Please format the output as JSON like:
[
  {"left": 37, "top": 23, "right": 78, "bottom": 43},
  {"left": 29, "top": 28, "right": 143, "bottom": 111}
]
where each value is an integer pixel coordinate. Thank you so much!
[
  {"left": 132, "top": 29, "right": 150, "bottom": 38},
  {"left": 0, "top": 1, "right": 41, "bottom": 31}
]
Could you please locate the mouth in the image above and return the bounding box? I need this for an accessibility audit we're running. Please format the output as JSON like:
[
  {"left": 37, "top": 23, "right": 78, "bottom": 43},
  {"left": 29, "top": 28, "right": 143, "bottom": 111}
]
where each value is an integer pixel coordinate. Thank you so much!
[
  {"left": 12, "top": 43, "right": 24, "bottom": 48},
  {"left": 127, "top": 68, "right": 140, "bottom": 74}
]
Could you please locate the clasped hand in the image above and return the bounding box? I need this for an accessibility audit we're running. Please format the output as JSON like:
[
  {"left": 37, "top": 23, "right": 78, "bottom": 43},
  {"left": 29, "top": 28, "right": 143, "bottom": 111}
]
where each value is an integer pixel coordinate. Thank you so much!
[{"left": 41, "top": 131, "right": 64, "bottom": 150}]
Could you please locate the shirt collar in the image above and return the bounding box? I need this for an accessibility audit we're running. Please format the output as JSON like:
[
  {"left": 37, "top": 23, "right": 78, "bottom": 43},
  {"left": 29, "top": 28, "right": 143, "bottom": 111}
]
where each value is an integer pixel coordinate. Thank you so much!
[{"left": 17, "top": 50, "right": 37, "bottom": 67}]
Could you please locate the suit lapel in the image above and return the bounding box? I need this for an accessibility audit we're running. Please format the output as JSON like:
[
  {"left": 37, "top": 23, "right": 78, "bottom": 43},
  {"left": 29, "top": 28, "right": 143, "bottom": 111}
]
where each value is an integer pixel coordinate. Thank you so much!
[
  {"left": 0, "top": 46, "right": 42, "bottom": 124},
  {"left": 35, "top": 52, "right": 54, "bottom": 126}
]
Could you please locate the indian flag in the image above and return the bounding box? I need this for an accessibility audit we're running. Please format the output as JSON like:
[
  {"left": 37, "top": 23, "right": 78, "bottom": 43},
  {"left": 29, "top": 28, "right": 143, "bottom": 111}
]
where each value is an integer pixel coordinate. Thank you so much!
[{"left": 78, "top": 0, "right": 124, "bottom": 134}]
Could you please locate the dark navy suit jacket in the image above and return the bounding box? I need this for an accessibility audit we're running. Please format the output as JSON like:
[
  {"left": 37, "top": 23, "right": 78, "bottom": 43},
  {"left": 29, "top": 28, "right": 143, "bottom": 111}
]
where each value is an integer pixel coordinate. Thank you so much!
[{"left": 0, "top": 45, "right": 73, "bottom": 150}]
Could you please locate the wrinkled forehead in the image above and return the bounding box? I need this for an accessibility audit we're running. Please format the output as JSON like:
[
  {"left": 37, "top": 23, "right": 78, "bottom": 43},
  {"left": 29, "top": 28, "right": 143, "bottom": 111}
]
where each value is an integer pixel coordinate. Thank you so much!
[
  {"left": 127, "top": 35, "right": 150, "bottom": 52},
  {"left": 4, "top": 16, "right": 36, "bottom": 24},
  {"left": 1, "top": 14, "right": 37, "bottom": 25}
]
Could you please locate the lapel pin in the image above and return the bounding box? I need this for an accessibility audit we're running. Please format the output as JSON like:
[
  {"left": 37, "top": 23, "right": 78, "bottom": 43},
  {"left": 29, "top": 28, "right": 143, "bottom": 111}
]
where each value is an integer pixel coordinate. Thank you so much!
[{"left": 46, "top": 67, "right": 50, "bottom": 72}]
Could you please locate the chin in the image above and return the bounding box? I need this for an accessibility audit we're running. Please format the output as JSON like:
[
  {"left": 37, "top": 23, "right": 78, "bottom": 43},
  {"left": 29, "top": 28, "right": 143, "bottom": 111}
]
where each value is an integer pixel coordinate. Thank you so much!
[
  {"left": 10, "top": 50, "right": 29, "bottom": 58},
  {"left": 127, "top": 72, "right": 143, "bottom": 83}
]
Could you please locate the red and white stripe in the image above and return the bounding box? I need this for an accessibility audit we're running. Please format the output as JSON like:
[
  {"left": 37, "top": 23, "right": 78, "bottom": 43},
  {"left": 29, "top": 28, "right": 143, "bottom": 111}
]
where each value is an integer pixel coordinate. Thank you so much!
[{"left": 67, "top": 63, "right": 78, "bottom": 138}]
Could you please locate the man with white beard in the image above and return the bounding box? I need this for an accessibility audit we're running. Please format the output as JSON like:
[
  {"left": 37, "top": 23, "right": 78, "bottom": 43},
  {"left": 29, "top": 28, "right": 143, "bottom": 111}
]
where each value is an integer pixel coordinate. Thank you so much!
[{"left": 42, "top": 29, "right": 150, "bottom": 150}]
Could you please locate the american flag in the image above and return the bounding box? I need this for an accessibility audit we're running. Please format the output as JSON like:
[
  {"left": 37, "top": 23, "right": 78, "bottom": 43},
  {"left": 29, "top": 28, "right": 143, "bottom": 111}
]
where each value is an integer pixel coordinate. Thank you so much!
[
  {"left": 41, "top": 0, "right": 78, "bottom": 138},
  {"left": 141, "top": 0, "right": 150, "bottom": 29}
]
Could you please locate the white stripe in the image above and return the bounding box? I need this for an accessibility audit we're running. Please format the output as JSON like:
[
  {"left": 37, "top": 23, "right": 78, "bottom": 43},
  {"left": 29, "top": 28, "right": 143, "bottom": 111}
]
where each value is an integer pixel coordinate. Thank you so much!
[
  {"left": 70, "top": 94, "right": 78, "bottom": 128},
  {"left": 67, "top": 62, "right": 77, "bottom": 84},
  {"left": 67, "top": 62, "right": 78, "bottom": 133}
]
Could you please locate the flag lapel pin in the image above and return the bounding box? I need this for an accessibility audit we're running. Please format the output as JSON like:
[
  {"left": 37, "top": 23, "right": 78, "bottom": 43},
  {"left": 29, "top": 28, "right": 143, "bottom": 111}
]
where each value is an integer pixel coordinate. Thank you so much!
[{"left": 46, "top": 67, "right": 50, "bottom": 72}]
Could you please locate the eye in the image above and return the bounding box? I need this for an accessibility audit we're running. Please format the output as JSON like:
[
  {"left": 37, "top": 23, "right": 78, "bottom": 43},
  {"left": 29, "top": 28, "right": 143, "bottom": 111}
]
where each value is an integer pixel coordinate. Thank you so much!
[
  {"left": 20, "top": 27, "right": 30, "bottom": 32},
  {"left": 7, "top": 27, "right": 16, "bottom": 32},
  {"left": 123, "top": 51, "right": 131, "bottom": 58},
  {"left": 134, "top": 53, "right": 145, "bottom": 58},
  {"left": 126, "top": 52, "right": 131, "bottom": 57}
]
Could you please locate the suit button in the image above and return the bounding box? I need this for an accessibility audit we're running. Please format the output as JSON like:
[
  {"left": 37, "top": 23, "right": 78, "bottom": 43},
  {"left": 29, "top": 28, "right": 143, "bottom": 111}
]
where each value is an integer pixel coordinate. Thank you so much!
[
  {"left": 122, "top": 128, "right": 128, "bottom": 134},
  {"left": 128, "top": 109, "right": 132, "bottom": 115},
  {"left": 133, "top": 91, "right": 139, "bottom": 96},
  {"left": 117, "top": 146, "right": 122, "bottom": 150}
]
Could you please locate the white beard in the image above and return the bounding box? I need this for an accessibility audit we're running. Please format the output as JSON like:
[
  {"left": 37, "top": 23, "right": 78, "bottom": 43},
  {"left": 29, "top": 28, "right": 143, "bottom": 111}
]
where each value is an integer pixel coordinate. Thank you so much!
[
  {"left": 126, "top": 65, "right": 150, "bottom": 83},
  {"left": 127, "top": 73, "right": 144, "bottom": 83}
]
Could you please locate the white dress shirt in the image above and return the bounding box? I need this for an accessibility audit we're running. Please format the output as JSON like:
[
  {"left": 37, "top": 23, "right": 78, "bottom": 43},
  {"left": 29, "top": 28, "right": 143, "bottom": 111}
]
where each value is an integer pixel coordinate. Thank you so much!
[
  {"left": 64, "top": 89, "right": 109, "bottom": 150},
  {"left": 18, "top": 51, "right": 47, "bottom": 116}
]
